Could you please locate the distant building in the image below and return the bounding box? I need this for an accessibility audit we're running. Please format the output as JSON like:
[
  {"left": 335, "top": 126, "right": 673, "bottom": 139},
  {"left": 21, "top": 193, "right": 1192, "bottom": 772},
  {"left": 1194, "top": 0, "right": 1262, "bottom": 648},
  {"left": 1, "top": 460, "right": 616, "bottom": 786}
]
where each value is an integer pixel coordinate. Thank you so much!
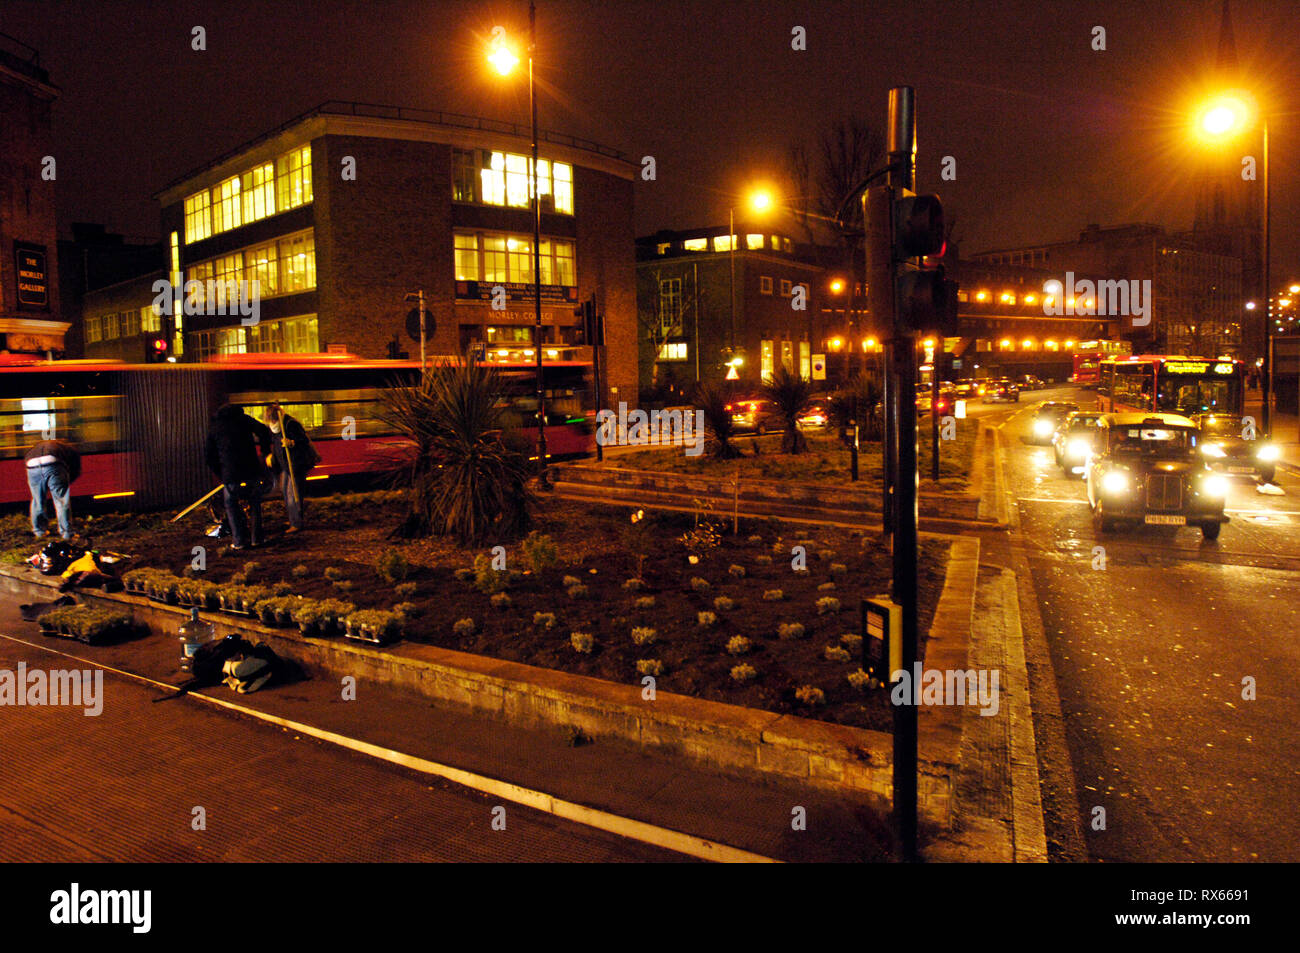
[
  {"left": 58, "top": 223, "right": 162, "bottom": 359},
  {"left": 0, "top": 33, "right": 65, "bottom": 357},
  {"left": 635, "top": 226, "right": 828, "bottom": 392},
  {"left": 82, "top": 101, "right": 637, "bottom": 405}
]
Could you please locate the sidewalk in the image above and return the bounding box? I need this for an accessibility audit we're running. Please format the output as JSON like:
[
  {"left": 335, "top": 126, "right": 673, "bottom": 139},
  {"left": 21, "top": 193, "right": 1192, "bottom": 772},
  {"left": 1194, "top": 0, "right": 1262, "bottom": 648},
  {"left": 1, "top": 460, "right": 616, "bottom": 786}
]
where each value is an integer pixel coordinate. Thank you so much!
[{"left": 1244, "top": 392, "right": 1300, "bottom": 475}]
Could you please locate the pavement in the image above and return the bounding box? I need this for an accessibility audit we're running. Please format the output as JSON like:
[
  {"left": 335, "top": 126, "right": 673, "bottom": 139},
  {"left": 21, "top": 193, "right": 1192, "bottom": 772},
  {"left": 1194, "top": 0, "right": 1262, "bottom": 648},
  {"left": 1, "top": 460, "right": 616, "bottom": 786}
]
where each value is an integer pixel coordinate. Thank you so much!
[{"left": 1243, "top": 391, "right": 1300, "bottom": 475}]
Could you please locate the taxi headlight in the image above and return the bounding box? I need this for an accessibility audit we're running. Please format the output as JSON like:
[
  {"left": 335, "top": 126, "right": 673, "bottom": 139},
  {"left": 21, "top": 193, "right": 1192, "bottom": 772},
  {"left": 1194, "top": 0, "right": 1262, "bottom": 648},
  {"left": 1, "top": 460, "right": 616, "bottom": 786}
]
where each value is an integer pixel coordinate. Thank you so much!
[
  {"left": 1200, "top": 442, "right": 1227, "bottom": 458},
  {"left": 1101, "top": 471, "right": 1129, "bottom": 494},
  {"left": 1256, "top": 443, "right": 1280, "bottom": 462},
  {"left": 1067, "top": 438, "right": 1090, "bottom": 457},
  {"left": 1202, "top": 475, "right": 1228, "bottom": 497},
  {"left": 1033, "top": 418, "right": 1054, "bottom": 437}
]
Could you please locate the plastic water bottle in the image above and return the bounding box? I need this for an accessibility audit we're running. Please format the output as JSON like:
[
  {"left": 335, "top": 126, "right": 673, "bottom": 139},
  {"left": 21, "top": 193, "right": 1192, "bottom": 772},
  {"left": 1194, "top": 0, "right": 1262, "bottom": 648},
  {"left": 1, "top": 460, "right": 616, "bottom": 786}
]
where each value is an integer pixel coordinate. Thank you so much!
[{"left": 178, "top": 607, "right": 215, "bottom": 671}]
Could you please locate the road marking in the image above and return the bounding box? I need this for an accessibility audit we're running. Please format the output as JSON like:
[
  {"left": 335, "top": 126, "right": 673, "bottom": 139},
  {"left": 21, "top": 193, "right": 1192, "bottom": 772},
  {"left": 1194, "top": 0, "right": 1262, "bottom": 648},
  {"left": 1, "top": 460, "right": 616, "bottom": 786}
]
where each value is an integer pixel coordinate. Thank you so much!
[{"left": 0, "top": 633, "right": 778, "bottom": 864}]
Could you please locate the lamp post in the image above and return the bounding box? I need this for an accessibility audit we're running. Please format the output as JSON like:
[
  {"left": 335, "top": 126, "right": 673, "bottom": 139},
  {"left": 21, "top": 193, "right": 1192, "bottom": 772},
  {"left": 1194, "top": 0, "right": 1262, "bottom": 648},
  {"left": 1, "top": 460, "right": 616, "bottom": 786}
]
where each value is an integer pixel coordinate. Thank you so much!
[
  {"left": 1198, "top": 93, "right": 1272, "bottom": 434},
  {"left": 727, "top": 189, "right": 773, "bottom": 371},
  {"left": 490, "top": 4, "right": 548, "bottom": 480}
]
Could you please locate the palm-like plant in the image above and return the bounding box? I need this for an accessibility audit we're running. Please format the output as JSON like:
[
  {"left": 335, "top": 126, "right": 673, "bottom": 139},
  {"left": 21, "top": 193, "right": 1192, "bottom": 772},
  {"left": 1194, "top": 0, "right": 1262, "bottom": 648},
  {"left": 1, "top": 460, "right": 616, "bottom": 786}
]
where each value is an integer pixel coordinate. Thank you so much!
[
  {"left": 377, "top": 356, "right": 533, "bottom": 544},
  {"left": 762, "top": 365, "right": 813, "bottom": 454},
  {"left": 829, "top": 374, "right": 884, "bottom": 442},
  {"left": 694, "top": 382, "right": 742, "bottom": 459}
]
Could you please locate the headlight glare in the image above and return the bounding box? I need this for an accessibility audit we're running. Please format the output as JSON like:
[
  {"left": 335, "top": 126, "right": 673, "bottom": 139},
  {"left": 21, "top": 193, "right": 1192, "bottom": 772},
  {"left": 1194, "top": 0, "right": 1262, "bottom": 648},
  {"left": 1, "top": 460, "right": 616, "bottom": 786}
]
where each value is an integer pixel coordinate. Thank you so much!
[
  {"left": 1067, "top": 438, "right": 1090, "bottom": 457},
  {"left": 1034, "top": 419, "right": 1054, "bottom": 436},
  {"left": 1256, "top": 444, "right": 1280, "bottom": 462},
  {"left": 1200, "top": 443, "right": 1227, "bottom": 458},
  {"left": 1202, "top": 475, "right": 1228, "bottom": 497},
  {"left": 1101, "top": 471, "right": 1129, "bottom": 494}
]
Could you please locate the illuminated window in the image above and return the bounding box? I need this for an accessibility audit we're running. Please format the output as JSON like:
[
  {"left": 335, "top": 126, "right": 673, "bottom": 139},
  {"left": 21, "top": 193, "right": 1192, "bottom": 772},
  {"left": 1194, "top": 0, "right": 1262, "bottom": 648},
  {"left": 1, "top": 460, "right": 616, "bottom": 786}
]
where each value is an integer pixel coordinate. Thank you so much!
[
  {"left": 281, "top": 231, "right": 316, "bottom": 293},
  {"left": 760, "top": 276, "right": 772, "bottom": 295},
  {"left": 184, "top": 191, "right": 211, "bottom": 244},
  {"left": 472, "top": 150, "right": 573, "bottom": 214},
  {"left": 120, "top": 309, "right": 140, "bottom": 338},
  {"left": 746, "top": 234, "right": 764, "bottom": 250},
  {"left": 782, "top": 238, "right": 793, "bottom": 253},
  {"left": 713, "top": 235, "right": 735, "bottom": 252},
  {"left": 455, "top": 233, "right": 479, "bottom": 281},
  {"left": 781, "top": 340, "right": 794, "bottom": 374},
  {"left": 212, "top": 176, "right": 242, "bottom": 234},
  {"left": 141, "top": 305, "right": 161, "bottom": 333},
  {"left": 683, "top": 238, "right": 707, "bottom": 252},
  {"left": 799, "top": 340, "right": 811, "bottom": 381},
  {"left": 505, "top": 153, "right": 530, "bottom": 208},
  {"left": 506, "top": 236, "right": 533, "bottom": 284},
  {"left": 241, "top": 163, "right": 276, "bottom": 224},
  {"left": 657, "top": 341, "right": 687, "bottom": 361},
  {"left": 658, "top": 278, "right": 683, "bottom": 337},
  {"left": 245, "top": 243, "right": 280, "bottom": 298},
  {"left": 761, "top": 339, "right": 774, "bottom": 383},
  {"left": 275, "top": 145, "right": 313, "bottom": 212}
]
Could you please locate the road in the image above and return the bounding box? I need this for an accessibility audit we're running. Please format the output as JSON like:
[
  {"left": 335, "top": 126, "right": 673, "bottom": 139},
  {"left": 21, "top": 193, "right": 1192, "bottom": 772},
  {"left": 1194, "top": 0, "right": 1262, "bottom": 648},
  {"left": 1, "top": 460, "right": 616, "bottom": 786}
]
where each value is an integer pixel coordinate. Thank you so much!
[
  {"left": 0, "top": 601, "right": 685, "bottom": 863},
  {"left": 992, "top": 385, "right": 1300, "bottom": 861}
]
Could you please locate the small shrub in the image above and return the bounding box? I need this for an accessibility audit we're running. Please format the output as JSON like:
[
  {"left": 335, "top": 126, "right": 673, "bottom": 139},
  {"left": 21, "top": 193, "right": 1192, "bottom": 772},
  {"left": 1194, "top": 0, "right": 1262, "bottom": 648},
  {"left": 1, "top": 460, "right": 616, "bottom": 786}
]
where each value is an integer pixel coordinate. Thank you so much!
[
  {"left": 631, "top": 626, "right": 657, "bottom": 646},
  {"left": 634, "top": 595, "right": 656, "bottom": 610},
  {"left": 375, "top": 550, "right": 411, "bottom": 583},
  {"left": 570, "top": 631, "right": 594, "bottom": 654},
  {"left": 689, "top": 577, "right": 711, "bottom": 593},
  {"left": 824, "top": 645, "right": 852, "bottom": 663},
  {"left": 394, "top": 581, "right": 418, "bottom": 599},
  {"left": 816, "top": 596, "right": 841, "bottom": 615},
  {"left": 697, "top": 611, "right": 717, "bottom": 628},
  {"left": 291, "top": 564, "right": 311, "bottom": 578},
  {"left": 754, "top": 554, "right": 773, "bottom": 566},
  {"left": 847, "top": 669, "right": 872, "bottom": 692},
  {"left": 795, "top": 685, "right": 826, "bottom": 706},
  {"left": 453, "top": 568, "right": 475, "bottom": 583},
  {"left": 777, "top": 622, "right": 805, "bottom": 640},
  {"left": 727, "top": 564, "right": 746, "bottom": 578},
  {"left": 829, "top": 563, "right": 848, "bottom": 576},
  {"left": 771, "top": 540, "right": 786, "bottom": 554},
  {"left": 333, "top": 579, "right": 354, "bottom": 592},
  {"left": 490, "top": 592, "right": 512, "bottom": 609},
  {"left": 726, "top": 636, "right": 751, "bottom": 655},
  {"left": 840, "top": 632, "right": 863, "bottom": 650},
  {"left": 762, "top": 589, "right": 784, "bottom": 601},
  {"left": 228, "top": 572, "right": 247, "bottom": 585},
  {"left": 323, "top": 566, "right": 343, "bottom": 582},
  {"left": 636, "top": 659, "right": 663, "bottom": 676},
  {"left": 562, "top": 575, "right": 582, "bottom": 589},
  {"left": 452, "top": 618, "right": 477, "bottom": 637},
  {"left": 242, "top": 560, "right": 262, "bottom": 577},
  {"left": 533, "top": 611, "right": 556, "bottom": 629},
  {"left": 622, "top": 578, "right": 645, "bottom": 591},
  {"left": 292, "top": 600, "right": 323, "bottom": 630},
  {"left": 746, "top": 535, "right": 763, "bottom": 544},
  {"left": 566, "top": 584, "right": 589, "bottom": 599},
  {"left": 730, "top": 664, "right": 757, "bottom": 683},
  {"left": 713, "top": 596, "right": 735, "bottom": 612},
  {"left": 817, "top": 582, "right": 836, "bottom": 592},
  {"left": 393, "top": 601, "right": 420, "bottom": 618},
  {"left": 474, "top": 554, "right": 508, "bottom": 594},
  {"left": 817, "top": 549, "right": 836, "bottom": 562},
  {"left": 522, "top": 531, "right": 559, "bottom": 573}
]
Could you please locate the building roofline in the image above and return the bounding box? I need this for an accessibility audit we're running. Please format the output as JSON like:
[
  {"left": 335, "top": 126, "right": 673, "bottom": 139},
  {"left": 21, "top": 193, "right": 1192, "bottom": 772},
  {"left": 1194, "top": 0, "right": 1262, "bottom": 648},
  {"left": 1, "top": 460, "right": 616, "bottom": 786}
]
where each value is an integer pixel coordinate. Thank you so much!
[{"left": 155, "top": 100, "right": 631, "bottom": 199}]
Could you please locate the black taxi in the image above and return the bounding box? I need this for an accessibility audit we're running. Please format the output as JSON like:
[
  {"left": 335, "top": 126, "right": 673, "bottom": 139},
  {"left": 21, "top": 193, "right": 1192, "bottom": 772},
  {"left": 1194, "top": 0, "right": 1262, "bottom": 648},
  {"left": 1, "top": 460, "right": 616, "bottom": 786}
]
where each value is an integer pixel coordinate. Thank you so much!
[{"left": 1085, "top": 412, "right": 1230, "bottom": 541}]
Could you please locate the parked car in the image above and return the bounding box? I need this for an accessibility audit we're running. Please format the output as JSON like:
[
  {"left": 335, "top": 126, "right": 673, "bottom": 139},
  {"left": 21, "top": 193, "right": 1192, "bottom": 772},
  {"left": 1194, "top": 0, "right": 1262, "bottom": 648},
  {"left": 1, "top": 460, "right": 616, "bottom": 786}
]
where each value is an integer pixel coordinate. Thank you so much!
[
  {"left": 915, "top": 382, "right": 956, "bottom": 416},
  {"left": 1017, "top": 374, "right": 1045, "bottom": 391},
  {"left": 798, "top": 400, "right": 830, "bottom": 430},
  {"left": 983, "top": 378, "right": 1020, "bottom": 403},
  {"left": 1052, "top": 411, "right": 1104, "bottom": 476},
  {"left": 1028, "top": 400, "right": 1079, "bottom": 444},
  {"left": 726, "top": 397, "right": 778, "bottom": 433},
  {"left": 954, "top": 379, "right": 984, "bottom": 399},
  {"left": 1190, "top": 412, "right": 1279, "bottom": 485},
  {"left": 1085, "top": 413, "right": 1229, "bottom": 540}
]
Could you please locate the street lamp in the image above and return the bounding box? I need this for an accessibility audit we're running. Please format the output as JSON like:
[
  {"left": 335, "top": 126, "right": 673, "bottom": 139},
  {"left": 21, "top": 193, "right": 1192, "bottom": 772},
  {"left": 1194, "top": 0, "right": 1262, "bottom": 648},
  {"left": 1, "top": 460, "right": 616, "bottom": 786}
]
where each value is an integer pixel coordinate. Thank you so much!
[
  {"left": 489, "top": 5, "right": 549, "bottom": 479},
  {"left": 1197, "top": 91, "right": 1273, "bottom": 433},
  {"left": 728, "top": 188, "right": 774, "bottom": 358}
]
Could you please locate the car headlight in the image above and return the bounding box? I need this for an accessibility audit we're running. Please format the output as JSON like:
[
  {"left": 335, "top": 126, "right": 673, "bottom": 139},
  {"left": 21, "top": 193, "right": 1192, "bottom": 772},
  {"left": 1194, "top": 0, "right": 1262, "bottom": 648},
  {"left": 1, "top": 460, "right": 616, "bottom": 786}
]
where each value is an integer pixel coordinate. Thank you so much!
[
  {"left": 1033, "top": 419, "right": 1054, "bottom": 437},
  {"left": 1200, "top": 442, "right": 1227, "bottom": 459},
  {"left": 1202, "top": 475, "right": 1228, "bottom": 497},
  {"left": 1067, "top": 438, "right": 1090, "bottom": 457},
  {"left": 1101, "top": 471, "right": 1129, "bottom": 494},
  {"left": 1256, "top": 444, "right": 1280, "bottom": 462}
]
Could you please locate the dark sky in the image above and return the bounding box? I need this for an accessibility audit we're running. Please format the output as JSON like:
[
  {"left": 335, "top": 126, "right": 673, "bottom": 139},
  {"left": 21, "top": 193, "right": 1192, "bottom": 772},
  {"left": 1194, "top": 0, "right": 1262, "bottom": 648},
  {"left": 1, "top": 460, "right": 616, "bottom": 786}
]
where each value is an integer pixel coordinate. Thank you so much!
[{"left": 6, "top": 0, "right": 1300, "bottom": 277}]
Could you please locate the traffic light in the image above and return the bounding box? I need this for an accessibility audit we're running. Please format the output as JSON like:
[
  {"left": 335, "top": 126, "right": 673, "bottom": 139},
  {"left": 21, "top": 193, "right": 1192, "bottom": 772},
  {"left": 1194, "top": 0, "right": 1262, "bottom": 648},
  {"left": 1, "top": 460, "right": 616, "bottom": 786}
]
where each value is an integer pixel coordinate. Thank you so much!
[
  {"left": 574, "top": 296, "right": 603, "bottom": 346},
  {"left": 893, "top": 191, "right": 958, "bottom": 335},
  {"left": 147, "top": 335, "right": 169, "bottom": 363}
]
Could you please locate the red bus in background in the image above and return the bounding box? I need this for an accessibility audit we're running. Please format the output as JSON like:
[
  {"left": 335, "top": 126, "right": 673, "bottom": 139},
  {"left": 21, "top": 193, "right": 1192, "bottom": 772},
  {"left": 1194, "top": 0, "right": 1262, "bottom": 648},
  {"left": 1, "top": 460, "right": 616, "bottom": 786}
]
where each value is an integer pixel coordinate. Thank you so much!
[
  {"left": 1098, "top": 355, "right": 1245, "bottom": 416},
  {"left": 1070, "top": 340, "right": 1131, "bottom": 387},
  {"left": 0, "top": 352, "right": 594, "bottom": 508}
]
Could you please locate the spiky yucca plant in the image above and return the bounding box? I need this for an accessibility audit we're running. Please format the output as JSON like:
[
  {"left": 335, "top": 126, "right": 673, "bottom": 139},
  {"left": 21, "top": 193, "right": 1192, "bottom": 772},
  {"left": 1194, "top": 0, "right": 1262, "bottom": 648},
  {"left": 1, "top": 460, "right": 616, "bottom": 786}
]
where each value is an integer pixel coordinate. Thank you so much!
[
  {"left": 378, "top": 356, "right": 532, "bottom": 544},
  {"left": 762, "top": 365, "right": 813, "bottom": 454},
  {"left": 694, "top": 381, "right": 742, "bottom": 459}
]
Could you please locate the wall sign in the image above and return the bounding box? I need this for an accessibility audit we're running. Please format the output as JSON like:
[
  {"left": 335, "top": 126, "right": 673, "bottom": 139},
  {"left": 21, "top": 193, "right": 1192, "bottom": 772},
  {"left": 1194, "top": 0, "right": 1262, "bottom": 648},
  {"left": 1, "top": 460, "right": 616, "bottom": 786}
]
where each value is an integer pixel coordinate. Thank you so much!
[{"left": 14, "top": 242, "right": 49, "bottom": 309}]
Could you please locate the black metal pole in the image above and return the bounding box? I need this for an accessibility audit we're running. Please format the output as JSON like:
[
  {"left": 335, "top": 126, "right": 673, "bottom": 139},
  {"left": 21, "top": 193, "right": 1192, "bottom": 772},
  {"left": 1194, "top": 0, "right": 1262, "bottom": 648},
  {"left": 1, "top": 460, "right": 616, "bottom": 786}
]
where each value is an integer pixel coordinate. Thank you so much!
[
  {"left": 530, "top": 0, "right": 548, "bottom": 483},
  {"left": 1262, "top": 119, "right": 1271, "bottom": 436},
  {"left": 931, "top": 357, "right": 940, "bottom": 482}
]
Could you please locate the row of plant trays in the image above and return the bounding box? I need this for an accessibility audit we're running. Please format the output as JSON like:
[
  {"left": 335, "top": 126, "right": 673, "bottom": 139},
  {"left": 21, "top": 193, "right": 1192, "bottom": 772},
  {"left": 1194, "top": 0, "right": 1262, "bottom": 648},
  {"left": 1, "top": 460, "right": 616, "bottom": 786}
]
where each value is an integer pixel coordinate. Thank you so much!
[{"left": 38, "top": 605, "right": 134, "bottom": 645}]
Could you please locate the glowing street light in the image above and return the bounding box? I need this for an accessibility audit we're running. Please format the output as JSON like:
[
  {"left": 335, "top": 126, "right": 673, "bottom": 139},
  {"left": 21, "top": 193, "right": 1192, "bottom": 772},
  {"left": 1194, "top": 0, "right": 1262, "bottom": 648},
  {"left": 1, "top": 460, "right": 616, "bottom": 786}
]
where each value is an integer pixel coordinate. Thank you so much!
[{"left": 728, "top": 188, "right": 775, "bottom": 355}]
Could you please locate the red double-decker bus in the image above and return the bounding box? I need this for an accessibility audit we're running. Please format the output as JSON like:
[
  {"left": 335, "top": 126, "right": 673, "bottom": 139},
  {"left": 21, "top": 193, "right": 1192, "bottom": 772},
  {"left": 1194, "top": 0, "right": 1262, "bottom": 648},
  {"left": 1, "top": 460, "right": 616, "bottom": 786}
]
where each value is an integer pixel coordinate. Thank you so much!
[
  {"left": 1070, "top": 340, "right": 1131, "bottom": 387},
  {"left": 1098, "top": 355, "right": 1244, "bottom": 416}
]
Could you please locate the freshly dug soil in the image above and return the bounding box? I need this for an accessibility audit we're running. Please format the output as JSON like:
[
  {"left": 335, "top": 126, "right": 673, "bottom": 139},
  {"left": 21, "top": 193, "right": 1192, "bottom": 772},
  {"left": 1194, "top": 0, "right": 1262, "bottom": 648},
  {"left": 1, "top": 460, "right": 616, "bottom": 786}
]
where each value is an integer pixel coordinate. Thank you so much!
[{"left": 0, "top": 490, "right": 949, "bottom": 732}]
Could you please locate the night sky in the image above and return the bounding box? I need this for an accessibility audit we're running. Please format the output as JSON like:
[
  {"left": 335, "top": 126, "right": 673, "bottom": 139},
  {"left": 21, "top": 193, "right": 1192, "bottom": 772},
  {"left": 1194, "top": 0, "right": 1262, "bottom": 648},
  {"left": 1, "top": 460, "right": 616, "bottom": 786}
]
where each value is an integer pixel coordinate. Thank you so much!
[{"left": 6, "top": 0, "right": 1299, "bottom": 276}]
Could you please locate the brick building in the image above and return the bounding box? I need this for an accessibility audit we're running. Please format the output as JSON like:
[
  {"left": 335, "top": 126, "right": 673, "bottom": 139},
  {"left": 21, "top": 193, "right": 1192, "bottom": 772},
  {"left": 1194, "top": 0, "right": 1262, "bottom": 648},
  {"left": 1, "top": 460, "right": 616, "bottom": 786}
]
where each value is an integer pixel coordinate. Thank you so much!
[
  {"left": 635, "top": 225, "right": 827, "bottom": 392},
  {"left": 0, "top": 33, "right": 65, "bottom": 357},
  {"left": 84, "top": 101, "right": 637, "bottom": 404}
]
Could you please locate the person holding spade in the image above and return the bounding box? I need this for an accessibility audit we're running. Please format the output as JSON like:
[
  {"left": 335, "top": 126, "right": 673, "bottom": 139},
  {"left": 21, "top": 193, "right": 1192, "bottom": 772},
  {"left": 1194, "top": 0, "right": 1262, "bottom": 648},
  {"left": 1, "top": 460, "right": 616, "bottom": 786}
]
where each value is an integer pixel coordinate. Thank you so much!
[{"left": 263, "top": 403, "right": 319, "bottom": 534}]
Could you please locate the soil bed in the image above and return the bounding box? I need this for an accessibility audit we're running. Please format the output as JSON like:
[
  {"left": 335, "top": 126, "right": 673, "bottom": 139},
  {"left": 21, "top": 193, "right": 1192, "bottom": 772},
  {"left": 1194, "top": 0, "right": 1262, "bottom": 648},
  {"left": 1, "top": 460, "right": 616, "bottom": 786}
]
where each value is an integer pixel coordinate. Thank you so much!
[{"left": 1, "top": 490, "right": 948, "bottom": 732}]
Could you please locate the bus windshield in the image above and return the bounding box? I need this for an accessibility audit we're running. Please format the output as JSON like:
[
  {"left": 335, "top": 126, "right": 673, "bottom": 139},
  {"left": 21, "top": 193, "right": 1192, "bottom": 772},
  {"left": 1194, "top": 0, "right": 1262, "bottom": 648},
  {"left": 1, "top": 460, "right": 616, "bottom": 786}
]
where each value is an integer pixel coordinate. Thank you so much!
[{"left": 1156, "top": 375, "right": 1236, "bottom": 415}]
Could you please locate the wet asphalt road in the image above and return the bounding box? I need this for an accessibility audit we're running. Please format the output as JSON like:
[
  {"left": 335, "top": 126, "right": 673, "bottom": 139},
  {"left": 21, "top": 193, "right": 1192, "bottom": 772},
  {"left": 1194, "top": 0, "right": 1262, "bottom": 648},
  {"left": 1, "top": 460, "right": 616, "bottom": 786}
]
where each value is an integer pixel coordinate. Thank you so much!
[{"left": 997, "top": 386, "right": 1300, "bottom": 862}]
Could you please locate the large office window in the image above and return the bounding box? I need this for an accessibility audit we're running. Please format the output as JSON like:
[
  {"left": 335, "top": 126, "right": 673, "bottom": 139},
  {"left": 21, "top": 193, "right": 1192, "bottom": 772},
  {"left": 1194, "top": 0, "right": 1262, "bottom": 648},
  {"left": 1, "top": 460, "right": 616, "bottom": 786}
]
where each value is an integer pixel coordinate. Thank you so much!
[
  {"left": 186, "top": 229, "right": 316, "bottom": 307},
  {"left": 181, "top": 144, "right": 313, "bottom": 245},
  {"left": 276, "top": 145, "right": 313, "bottom": 211},
  {"left": 280, "top": 232, "right": 316, "bottom": 293},
  {"left": 212, "top": 176, "right": 242, "bottom": 234},
  {"left": 184, "top": 191, "right": 212, "bottom": 244},
  {"left": 761, "top": 339, "right": 774, "bottom": 383},
  {"left": 454, "top": 230, "right": 577, "bottom": 288},
  {"left": 461, "top": 148, "right": 574, "bottom": 214},
  {"left": 658, "top": 278, "right": 683, "bottom": 337},
  {"left": 241, "top": 163, "right": 276, "bottom": 224},
  {"left": 451, "top": 148, "right": 476, "bottom": 203},
  {"left": 799, "top": 341, "right": 811, "bottom": 381}
]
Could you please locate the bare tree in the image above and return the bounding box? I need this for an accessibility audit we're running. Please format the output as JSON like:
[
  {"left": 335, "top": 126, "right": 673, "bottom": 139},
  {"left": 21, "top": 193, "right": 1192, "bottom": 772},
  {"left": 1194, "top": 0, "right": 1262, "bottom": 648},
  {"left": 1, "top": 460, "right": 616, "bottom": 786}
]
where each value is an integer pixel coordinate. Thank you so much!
[{"left": 637, "top": 267, "right": 701, "bottom": 387}]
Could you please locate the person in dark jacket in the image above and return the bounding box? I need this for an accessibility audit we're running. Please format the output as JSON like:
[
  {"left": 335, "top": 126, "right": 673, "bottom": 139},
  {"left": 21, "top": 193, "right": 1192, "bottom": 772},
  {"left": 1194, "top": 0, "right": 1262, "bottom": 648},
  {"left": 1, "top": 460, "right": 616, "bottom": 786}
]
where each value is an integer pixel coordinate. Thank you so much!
[
  {"left": 204, "top": 404, "right": 272, "bottom": 550},
  {"left": 25, "top": 439, "right": 81, "bottom": 540},
  {"left": 263, "top": 403, "right": 319, "bottom": 533}
]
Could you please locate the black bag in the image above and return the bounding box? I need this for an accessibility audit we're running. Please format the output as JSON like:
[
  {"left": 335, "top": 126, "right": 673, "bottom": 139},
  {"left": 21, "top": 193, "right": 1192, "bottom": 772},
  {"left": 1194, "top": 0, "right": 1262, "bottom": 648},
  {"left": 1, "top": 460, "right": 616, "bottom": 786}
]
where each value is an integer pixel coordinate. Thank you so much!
[
  {"left": 38, "top": 540, "right": 85, "bottom": 576},
  {"left": 153, "top": 635, "right": 248, "bottom": 702}
]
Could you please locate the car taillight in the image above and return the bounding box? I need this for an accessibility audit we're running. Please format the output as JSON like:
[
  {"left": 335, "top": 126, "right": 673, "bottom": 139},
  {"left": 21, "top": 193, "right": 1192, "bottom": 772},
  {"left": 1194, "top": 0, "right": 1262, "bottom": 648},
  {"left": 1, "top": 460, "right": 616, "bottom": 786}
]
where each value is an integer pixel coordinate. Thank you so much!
[{"left": 725, "top": 404, "right": 733, "bottom": 411}]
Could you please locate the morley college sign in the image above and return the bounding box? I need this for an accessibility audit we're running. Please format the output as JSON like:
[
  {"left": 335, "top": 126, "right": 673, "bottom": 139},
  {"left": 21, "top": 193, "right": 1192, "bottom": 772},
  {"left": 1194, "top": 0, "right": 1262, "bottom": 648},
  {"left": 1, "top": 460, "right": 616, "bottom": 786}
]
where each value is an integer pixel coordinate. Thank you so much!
[{"left": 15, "top": 242, "right": 49, "bottom": 310}]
